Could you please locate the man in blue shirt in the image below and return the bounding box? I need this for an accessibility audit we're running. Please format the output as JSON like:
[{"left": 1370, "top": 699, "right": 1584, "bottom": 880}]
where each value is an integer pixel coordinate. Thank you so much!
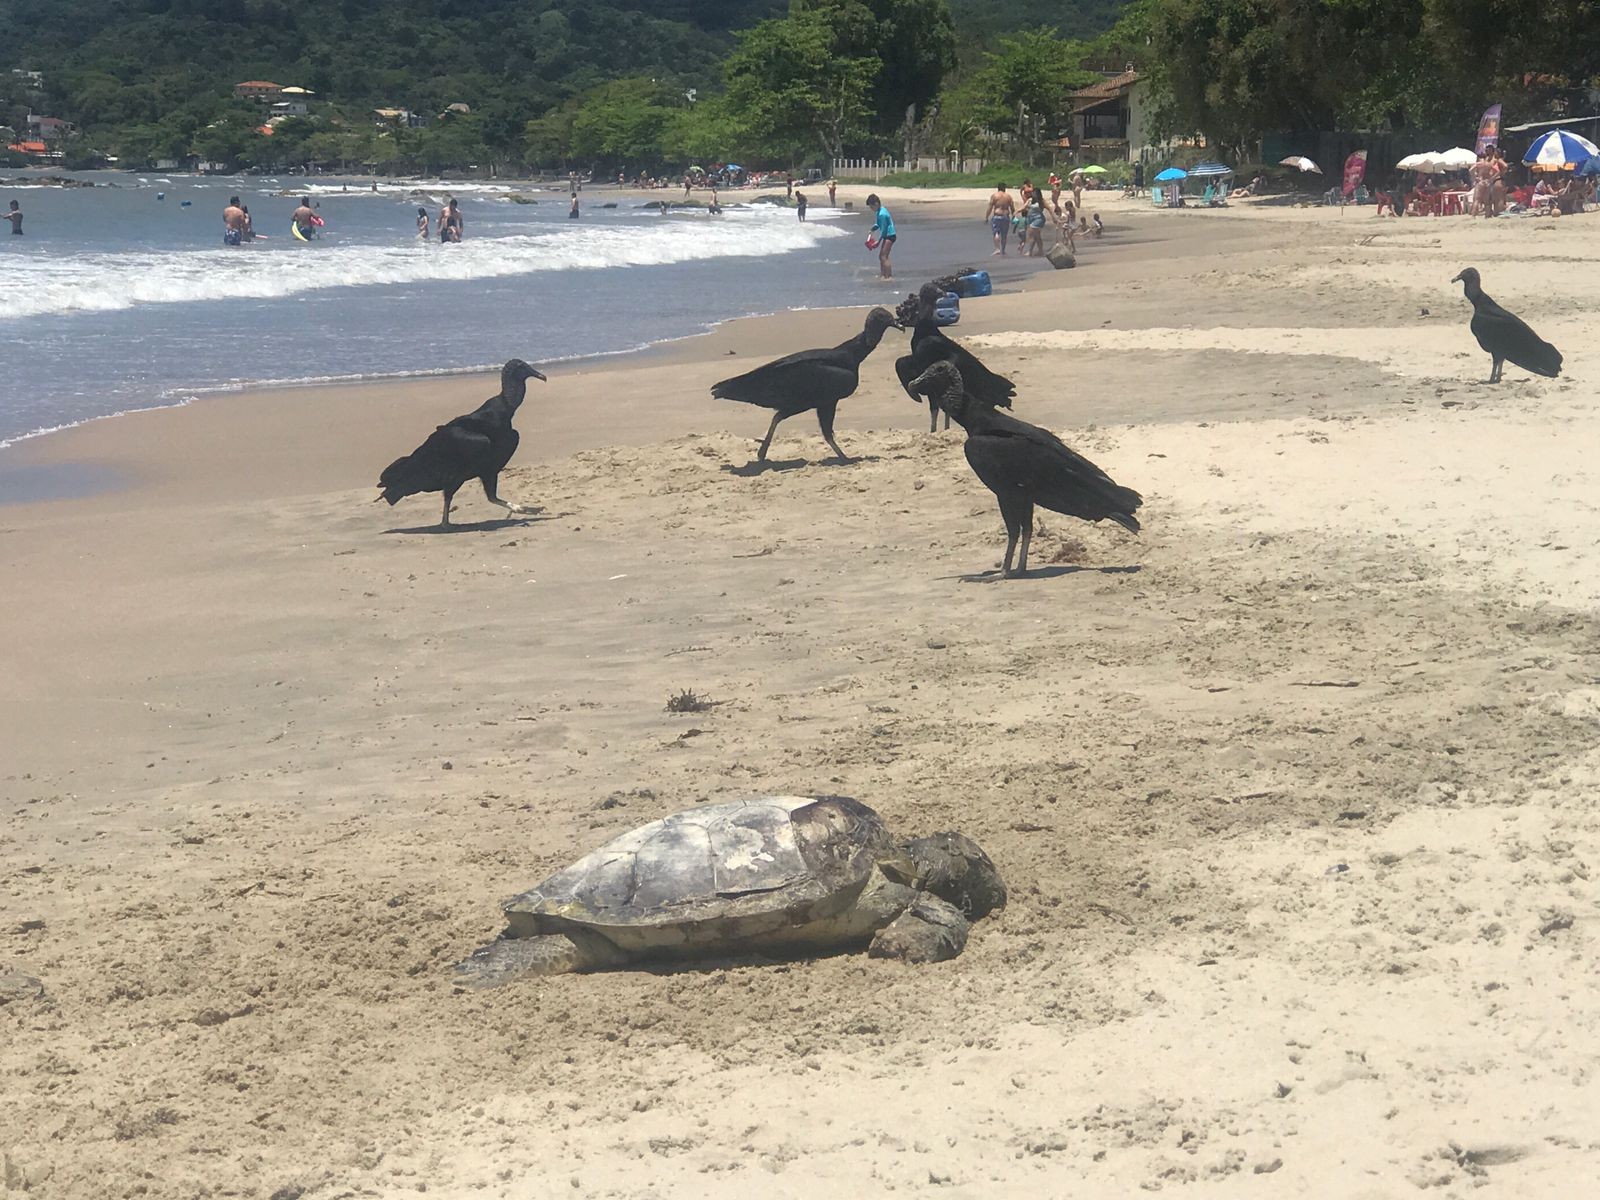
[{"left": 866, "top": 193, "right": 895, "bottom": 279}]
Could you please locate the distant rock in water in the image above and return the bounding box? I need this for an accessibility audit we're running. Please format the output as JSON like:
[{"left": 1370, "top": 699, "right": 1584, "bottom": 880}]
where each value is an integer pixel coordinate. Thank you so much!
[
  {"left": 506, "top": 194, "right": 539, "bottom": 204},
  {"left": 2, "top": 175, "right": 96, "bottom": 188}
]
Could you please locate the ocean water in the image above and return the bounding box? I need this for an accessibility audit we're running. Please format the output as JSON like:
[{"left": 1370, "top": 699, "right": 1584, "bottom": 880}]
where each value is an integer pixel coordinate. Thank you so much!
[{"left": 0, "top": 172, "right": 879, "bottom": 448}]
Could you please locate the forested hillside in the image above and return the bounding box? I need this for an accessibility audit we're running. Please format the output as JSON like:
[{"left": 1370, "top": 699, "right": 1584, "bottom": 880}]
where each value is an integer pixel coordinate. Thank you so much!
[{"left": 948, "top": 0, "right": 1127, "bottom": 43}]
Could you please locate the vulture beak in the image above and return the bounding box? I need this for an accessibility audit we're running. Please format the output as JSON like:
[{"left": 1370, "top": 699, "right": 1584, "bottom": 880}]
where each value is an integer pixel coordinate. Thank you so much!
[
  {"left": 1449, "top": 271, "right": 1463, "bottom": 283},
  {"left": 529, "top": 367, "right": 548, "bottom": 382}
]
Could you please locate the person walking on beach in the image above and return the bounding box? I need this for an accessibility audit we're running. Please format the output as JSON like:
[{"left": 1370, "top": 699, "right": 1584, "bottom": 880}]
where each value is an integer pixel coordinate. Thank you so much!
[
  {"left": 786, "top": 175, "right": 794, "bottom": 200},
  {"left": 223, "top": 195, "right": 246, "bottom": 246},
  {"left": 985, "top": 183, "right": 1015, "bottom": 255},
  {"left": 1071, "top": 169, "right": 1085, "bottom": 210},
  {"left": 866, "top": 193, "right": 895, "bottom": 279},
  {"left": 828, "top": 178, "right": 837, "bottom": 206},
  {"left": 1049, "top": 172, "right": 1062, "bottom": 206},
  {"left": 795, "top": 190, "right": 808, "bottom": 222},
  {"left": 1024, "top": 190, "right": 1047, "bottom": 257}
]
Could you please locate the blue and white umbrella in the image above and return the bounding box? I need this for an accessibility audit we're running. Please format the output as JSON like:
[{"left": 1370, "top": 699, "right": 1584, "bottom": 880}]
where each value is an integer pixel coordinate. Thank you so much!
[
  {"left": 1154, "top": 167, "right": 1187, "bottom": 182},
  {"left": 1522, "top": 129, "right": 1599, "bottom": 171},
  {"left": 1186, "top": 161, "right": 1234, "bottom": 177}
]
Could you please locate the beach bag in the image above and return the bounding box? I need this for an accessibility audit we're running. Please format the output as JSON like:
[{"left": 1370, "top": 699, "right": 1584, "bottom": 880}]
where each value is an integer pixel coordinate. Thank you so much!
[
  {"left": 955, "top": 270, "right": 992, "bottom": 297},
  {"left": 933, "top": 292, "right": 961, "bottom": 326}
]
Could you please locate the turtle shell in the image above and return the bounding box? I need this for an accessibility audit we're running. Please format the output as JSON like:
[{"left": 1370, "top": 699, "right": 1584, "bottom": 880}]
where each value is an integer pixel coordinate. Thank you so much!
[{"left": 502, "top": 796, "right": 892, "bottom": 954}]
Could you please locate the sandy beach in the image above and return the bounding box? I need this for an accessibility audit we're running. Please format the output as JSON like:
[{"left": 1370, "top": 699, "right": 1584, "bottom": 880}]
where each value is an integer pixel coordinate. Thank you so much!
[{"left": 5, "top": 191, "right": 1600, "bottom": 1198}]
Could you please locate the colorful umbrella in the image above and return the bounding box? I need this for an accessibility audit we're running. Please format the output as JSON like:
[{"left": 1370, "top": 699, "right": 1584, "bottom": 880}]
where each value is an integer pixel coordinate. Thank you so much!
[
  {"left": 1185, "top": 161, "right": 1234, "bottom": 177},
  {"left": 1077, "top": 165, "right": 1108, "bottom": 175},
  {"left": 1522, "top": 130, "right": 1599, "bottom": 171}
]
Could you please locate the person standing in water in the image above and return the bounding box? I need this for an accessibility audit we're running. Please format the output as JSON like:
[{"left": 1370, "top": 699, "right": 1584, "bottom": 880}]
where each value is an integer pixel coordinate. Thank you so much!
[
  {"left": 5, "top": 199, "right": 22, "bottom": 235},
  {"left": 291, "top": 197, "right": 317, "bottom": 240},
  {"left": 827, "top": 178, "right": 837, "bottom": 206},
  {"left": 795, "top": 190, "right": 808, "bottom": 222},
  {"left": 222, "top": 195, "right": 246, "bottom": 246},
  {"left": 416, "top": 206, "right": 430, "bottom": 238},
  {"left": 241, "top": 205, "right": 256, "bottom": 242},
  {"left": 866, "top": 193, "right": 895, "bottom": 279},
  {"left": 569, "top": 194, "right": 580, "bottom": 219},
  {"left": 442, "top": 198, "right": 464, "bottom": 242}
]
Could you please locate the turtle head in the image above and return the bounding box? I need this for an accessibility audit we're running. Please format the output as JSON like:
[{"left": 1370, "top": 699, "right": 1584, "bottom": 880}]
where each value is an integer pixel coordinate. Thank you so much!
[{"left": 900, "top": 832, "right": 1007, "bottom": 921}]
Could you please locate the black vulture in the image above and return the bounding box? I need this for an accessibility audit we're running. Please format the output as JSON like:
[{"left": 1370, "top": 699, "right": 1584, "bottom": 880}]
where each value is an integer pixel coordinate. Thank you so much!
[
  {"left": 377, "top": 358, "right": 546, "bottom": 527},
  {"left": 711, "top": 307, "right": 899, "bottom": 463},
  {"left": 893, "top": 282, "right": 1016, "bottom": 433},
  {"left": 909, "top": 361, "right": 1140, "bottom": 578},
  {"left": 1452, "top": 267, "right": 1562, "bottom": 383}
]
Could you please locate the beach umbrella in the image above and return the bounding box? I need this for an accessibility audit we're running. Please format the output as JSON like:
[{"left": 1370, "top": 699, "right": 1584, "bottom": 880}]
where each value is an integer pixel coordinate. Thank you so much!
[
  {"left": 1077, "top": 165, "right": 1108, "bottom": 175},
  {"left": 1578, "top": 155, "right": 1600, "bottom": 177},
  {"left": 1186, "top": 161, "right": 1233, "bottom": 177},
  {"left": 1523, "top": 129, "right": 1599, "bottom": 170},
  {"left": 1396, "top": 151, "right": 1441, "bottom": 172},
  {"left": 1279, "top": 155, "right": 1322, "bottom": 173},
  {"left": 1438, "top": 147, "right": 1479, "bottom": 169},
  {"left": 724, "top": 163, "right": 743, "bottom": 171},
  {"left": 1154, "top": 167, "right": 1187, "bottom": 182}
]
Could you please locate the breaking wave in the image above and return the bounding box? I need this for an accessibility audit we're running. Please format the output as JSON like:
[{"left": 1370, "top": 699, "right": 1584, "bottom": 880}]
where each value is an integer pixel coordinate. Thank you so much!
[{"left": 0, "top": 209, "right": 846, "bottom": 321}]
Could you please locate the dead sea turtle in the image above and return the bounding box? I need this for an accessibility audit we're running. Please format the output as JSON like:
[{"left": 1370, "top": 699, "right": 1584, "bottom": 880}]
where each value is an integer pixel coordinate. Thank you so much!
[{"left": 457, "top": 796, "right": 1005, "bottom": 985}]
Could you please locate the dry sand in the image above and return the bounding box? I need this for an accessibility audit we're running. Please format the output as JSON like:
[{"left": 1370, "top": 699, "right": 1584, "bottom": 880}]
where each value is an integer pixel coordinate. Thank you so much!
[{"left": 4, "top": 196, "right": 1600, "bottom": 1198}]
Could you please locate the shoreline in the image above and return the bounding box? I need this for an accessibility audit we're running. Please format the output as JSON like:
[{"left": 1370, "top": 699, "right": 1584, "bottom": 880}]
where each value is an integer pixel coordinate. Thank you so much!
[{"left": 0, "top": 185, "right": 1142, "bottom": 507}]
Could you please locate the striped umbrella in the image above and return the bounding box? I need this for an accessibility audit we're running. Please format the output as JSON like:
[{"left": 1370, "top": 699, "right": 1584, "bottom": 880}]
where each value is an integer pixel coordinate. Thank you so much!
[{"left": 1522, "top": 129, "right": 1599, "bottom": 172}]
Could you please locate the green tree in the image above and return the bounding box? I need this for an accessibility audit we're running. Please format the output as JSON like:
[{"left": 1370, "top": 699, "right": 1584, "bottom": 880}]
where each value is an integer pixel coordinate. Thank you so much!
[{"left": 722, "top": 8, "right": 880, "bottom": 162}]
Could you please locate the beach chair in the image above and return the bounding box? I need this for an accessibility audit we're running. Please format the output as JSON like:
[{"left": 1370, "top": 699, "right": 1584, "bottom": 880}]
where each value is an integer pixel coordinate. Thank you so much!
[
  {"left": 1150, "top": 187, "right": 1164, "bottom": 206},
  {"left": 1200, "top": 184, "right": 1216, "bottom": 205}
]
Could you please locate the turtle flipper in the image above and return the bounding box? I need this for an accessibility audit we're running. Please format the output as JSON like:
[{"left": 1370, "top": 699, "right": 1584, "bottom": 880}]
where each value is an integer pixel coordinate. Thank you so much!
[
  {"left": 454, "top": 932, "right": 617, "bottom": 987},
  {"left": 866, "top": 894, "right": 969, "bottom": 963}
]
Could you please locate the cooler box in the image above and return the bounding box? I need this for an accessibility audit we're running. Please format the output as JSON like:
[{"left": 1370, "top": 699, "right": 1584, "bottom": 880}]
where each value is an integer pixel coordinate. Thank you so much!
[
  {"left": 955, "top": 270, "right": 992, "bottom": 297},
  {"left": 934, "top": 292, "right": 961, "bottom": 326}
]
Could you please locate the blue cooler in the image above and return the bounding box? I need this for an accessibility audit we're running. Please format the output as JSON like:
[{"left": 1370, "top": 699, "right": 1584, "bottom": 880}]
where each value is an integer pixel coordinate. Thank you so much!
[
  {"left": 933, "top": 292, "right": 961, "bottom": 326},
  {"left": 955, "top": 270, "right": 992, "bottom": 297}
]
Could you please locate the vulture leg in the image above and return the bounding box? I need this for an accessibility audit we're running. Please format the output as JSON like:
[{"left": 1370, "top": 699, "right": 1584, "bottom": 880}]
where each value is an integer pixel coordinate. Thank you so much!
[
  {"left": 999, "top": 524, "right": 1020, "bottom": 577},
  {"left": 480, "top": 474, "right": 531, "bottom": 515},
  {"left": 928, "top": 397, "right": 940, "bottom": 434},
  {"left": 817, "top": 404, "right": 851, "bottom": 462},
  {"left": 440, "top": 486, "right": 457, "bottom": 529},
  {"left": 756, "top": 411, "right": 784, "bottom": 462},
  {"left": 996, "top": 493, "right": 1031, "bottom": 578},
  {"left": 1490, "top": 356, "right": 1504, "bottom": 384},
  {"left": 1015, "top": 510, "right": 1036, "bottom": 576}
]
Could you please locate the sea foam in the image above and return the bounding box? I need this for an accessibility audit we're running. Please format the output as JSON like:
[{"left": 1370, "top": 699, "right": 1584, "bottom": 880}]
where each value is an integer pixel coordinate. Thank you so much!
[{"left": 0, "top": 208, "right": 845, "bottom": 321}]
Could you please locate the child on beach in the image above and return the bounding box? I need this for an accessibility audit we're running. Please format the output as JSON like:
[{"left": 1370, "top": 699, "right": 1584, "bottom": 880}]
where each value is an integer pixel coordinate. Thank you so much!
[{"left": 866, "top": 194, "right": 895, "bottom": 278}]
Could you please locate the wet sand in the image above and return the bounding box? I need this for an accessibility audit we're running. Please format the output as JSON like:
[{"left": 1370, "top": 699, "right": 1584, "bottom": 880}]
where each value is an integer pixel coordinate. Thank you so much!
[{"left": 4, "top": 194, "right": 1600, "bottom": 1197}]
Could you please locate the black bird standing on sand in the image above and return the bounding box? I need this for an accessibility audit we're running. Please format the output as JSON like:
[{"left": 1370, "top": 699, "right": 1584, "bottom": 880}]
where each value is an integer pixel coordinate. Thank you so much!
[
  {"left": 378, "top": 358, "right": 546, "bottom": 528},
  {"left": 1451, "top": 267, "right": 1562, "bottom": 383},
  {"left": 908, "top": 361, "right": 1141, "bottom": 578},
  {"left": 711, "top": 307, "right": 899, "bottom": 463},
  {"left": 894, "top": 281, "right": 1016, "bottom": 432}
]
